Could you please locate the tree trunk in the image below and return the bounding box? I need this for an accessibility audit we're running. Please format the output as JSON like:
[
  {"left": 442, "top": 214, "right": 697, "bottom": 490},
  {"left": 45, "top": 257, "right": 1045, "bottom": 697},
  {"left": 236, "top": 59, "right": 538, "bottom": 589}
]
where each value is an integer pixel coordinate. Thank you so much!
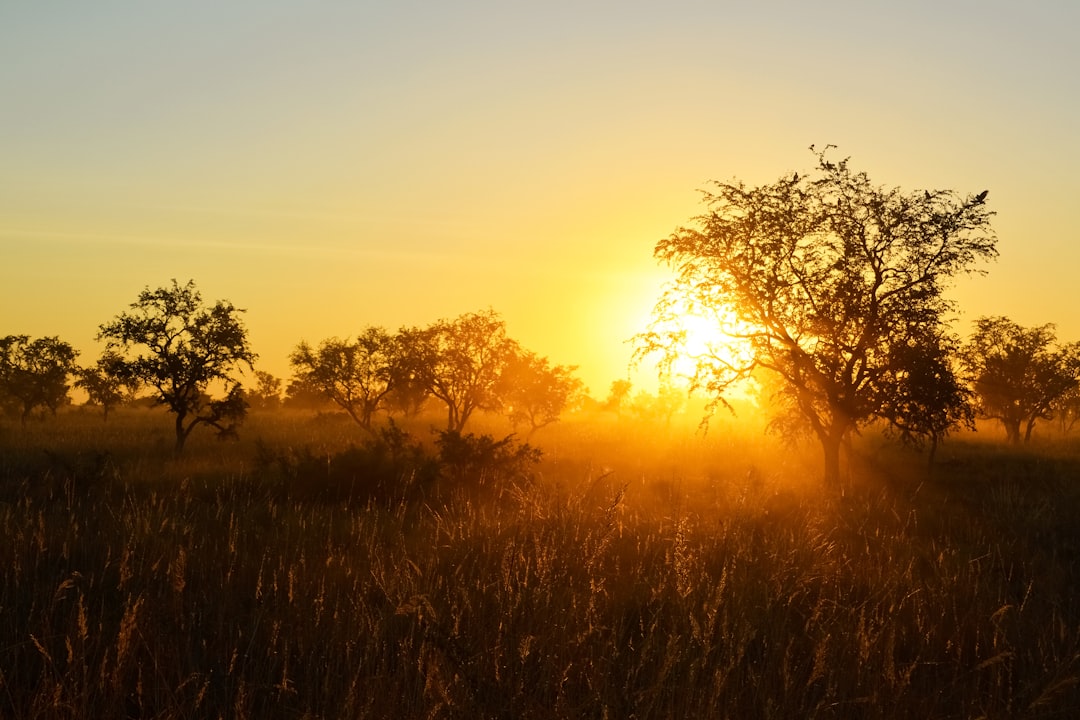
[
  {"left": 1003, "top": 419, "right": 1021, "bottom": 445},
  {"left": 457, "top": 406, "right": 472, "bottom": 432},
  {"left": 822, "top": 434, "right": 843, "bottom": 488},
  {"left": 174, "top": 412, "right": 189, "bottom": 456},
  {"left": 1024, "top": 416, "right": 1038, "bottom": 443},
  {"left": 819, "top": 413, "right": 850, "bottom": 488},
  {"left": 345, "top": 405, "right": 375, "bottom": 437}
]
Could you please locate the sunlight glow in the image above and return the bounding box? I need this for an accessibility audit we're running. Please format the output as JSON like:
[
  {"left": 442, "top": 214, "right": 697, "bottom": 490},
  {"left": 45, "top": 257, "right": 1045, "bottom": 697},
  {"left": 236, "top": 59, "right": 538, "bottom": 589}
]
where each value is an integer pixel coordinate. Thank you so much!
[{"left": 659, "top": 303, "right": 757, "bottom": 398}]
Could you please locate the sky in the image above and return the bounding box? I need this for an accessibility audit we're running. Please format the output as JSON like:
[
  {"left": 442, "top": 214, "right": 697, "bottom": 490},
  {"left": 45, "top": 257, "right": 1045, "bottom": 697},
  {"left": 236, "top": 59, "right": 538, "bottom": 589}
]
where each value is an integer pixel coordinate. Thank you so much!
[{"left": 2, "top": 1, "right": 1078, "bottom": 396}]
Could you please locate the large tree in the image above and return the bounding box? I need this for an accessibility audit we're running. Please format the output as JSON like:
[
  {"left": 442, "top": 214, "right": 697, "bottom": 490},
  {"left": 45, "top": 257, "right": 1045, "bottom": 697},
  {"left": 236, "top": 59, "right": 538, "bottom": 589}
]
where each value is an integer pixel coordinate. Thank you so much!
[
  {"left": 0, "top": 335, "right": 79, "bottom": 423},
  {"left": 98, "top": 279, "right": 256, "bottom": 455},
  {"left": 289, "top": 327, "right": 399, "bottom": 434},
  {"left": 406, "top": 310, "right": 518, "bottom": 432},
  {"left": 962, "top": 316, "right": 1078, "bottom": 444},
  {"left": 636, "top": 149, "right": 997, "bottom": 484}
]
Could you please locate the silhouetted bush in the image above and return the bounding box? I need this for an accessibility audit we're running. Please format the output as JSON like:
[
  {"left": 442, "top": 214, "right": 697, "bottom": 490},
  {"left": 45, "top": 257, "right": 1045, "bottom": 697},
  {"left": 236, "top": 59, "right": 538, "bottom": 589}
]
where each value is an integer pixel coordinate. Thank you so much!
[
  {"left": 255, "top": 421, "right": 438, "bottom": 505},
  {"left": 434, "top": 429, "right": 542, "bottom": 487},
  {"left": 255, "top": 425, "right": 542, "bottom": 506}
]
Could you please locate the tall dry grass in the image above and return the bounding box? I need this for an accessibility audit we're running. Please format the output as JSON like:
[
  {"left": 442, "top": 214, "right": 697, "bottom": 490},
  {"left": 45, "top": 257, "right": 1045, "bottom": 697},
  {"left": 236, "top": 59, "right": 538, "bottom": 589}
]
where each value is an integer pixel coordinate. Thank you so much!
[{"left": 2, "top": 407, "right": 1080, "bottom": 718}]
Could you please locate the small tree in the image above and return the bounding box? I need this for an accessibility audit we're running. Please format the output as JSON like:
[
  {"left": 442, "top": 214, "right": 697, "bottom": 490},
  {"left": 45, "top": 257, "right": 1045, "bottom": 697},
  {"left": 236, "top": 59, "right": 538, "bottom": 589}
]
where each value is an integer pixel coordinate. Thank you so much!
[
  {"left": 405, "top": 310, "right": 518, "bottom": 432},
  {"left": 76, "top": 350, "right": 140, "bottom": 420},
  {"left": 500, "top": 349, "right": 584, "bottom": 436},
  {"left": 641, "top": 381, "right": 687, "bottom": 427},
  {"left": 98, "top": 280, "right": 256, "bottom": 455},
  {"left": 1052, "top": 344, "right": 1080, "bottom": 434},
  {"left": 245, "top": 370, "right": 284, "bottom": 411},
  {"left": 635, "top": 149, "right": 997, "bottom": 485},
  {"left": 289, "top": 327, "right": 398, "bottom": 434},
  {"left": 0, "top": 335, "right": 79, "bottom": 423},
  {"left": 877, "top": 332, "right": 974, "bottom": 463},
  {"left": 962, "top": 316, "right": 1078, "bottom": 444},
  {"left": 283, "top": 374, "right": 333, "bottom": 410},
  {"left": 604, "top": 379, "right": 633, "bottom": 417}
]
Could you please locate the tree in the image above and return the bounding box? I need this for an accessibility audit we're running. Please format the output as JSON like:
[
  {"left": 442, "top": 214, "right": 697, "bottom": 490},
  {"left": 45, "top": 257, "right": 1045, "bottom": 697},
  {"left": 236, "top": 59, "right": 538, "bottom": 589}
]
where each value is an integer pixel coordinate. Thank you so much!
[
  {"left": 405, "top": 310, "right": 518, "bottom": 432},
  {"left": 876, "top": 331, "right": 974, "bottom": 463},
  {"left": 635, "top": 149, "right": 997, "bottom": 485},
  {"left": 98, "top": 279, "right": 256, "bottom": 455},
  {"left": 75, "top": 350, "right": 141, "bottom": 420},
  {"left": 1051, "top": 345, "right": 1080, "bottom": 434},
  {"left": 289, "top": 327, "right": 399, "bottom": 434},
  {"left": 629, "top": 381, "right": 686, "bottom": 427},
  {"left": 0, "top": 335, "right": 79, "bottom": 423},
  {"left": 604, "top": 379, "right": 633, "bottom": 416},
  {"left": 962, "top": 316, "right": 1078, "bottom": 444},
  {"left": 382, "top": 371, "right": 431, "bottom": 419},
  {"left": 245, "top": 370, "right": 284, "bottom": 411},
  {"left": 500, "top": 349, "right": 584, "bottom": 436},
  {"left": 283, "top": 374, "right": 333, "bottom": 410}
]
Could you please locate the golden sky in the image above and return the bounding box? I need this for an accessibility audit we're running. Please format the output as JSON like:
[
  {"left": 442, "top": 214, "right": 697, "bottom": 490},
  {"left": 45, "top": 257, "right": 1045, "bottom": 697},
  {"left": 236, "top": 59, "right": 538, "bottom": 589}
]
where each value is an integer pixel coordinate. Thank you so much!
[{"left": 2, "top": 1, "right": 1079, "bottom": 395}]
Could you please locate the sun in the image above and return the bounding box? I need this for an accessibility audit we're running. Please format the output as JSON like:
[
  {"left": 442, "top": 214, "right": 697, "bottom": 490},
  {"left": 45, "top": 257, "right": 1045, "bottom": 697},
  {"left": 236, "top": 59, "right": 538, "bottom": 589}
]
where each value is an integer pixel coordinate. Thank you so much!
[{"left": 660, "top": 305, "right": 755, "bottom": 389}]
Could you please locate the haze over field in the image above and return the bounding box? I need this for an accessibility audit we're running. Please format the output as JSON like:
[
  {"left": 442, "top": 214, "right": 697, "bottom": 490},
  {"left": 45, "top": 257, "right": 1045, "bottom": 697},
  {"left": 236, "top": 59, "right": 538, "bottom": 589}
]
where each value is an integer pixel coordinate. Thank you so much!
[{"left": 3, "top": 1, "right": 1079, "bottom": 392}]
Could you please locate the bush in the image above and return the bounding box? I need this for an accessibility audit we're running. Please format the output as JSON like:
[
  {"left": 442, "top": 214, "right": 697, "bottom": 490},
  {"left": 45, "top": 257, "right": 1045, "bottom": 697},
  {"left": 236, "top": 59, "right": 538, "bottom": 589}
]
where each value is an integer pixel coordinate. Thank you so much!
[
  {"left": 434, "top": 430, "right": 542, "bottom": 488},
  {"left": 256, "top": 421, "right": 438, "bottom": 505},
  {"left": 255, "top": 426, "right": 543, "bottom": 506}
]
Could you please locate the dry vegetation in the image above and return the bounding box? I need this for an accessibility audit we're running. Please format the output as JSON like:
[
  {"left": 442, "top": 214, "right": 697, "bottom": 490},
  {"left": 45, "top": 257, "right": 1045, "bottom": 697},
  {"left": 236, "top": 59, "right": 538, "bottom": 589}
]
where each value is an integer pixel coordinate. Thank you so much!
[{"left": 3, "top": 407, "right": 1080, "bottom": 718}]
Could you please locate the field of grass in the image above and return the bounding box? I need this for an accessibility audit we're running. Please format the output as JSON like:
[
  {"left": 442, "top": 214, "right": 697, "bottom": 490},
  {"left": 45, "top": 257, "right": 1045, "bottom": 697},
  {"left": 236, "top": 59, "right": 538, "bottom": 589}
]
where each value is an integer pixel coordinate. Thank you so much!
[{"left": 3, "top": 406, "right": 1080, "bottom": 718}]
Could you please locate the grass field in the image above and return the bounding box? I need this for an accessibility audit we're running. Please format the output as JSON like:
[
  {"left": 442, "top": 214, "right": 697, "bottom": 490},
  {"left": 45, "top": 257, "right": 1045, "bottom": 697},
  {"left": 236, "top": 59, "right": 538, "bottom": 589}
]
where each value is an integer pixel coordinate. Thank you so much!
[{"left": 2, "top": 406, "right": 1080, "bottom": 718}]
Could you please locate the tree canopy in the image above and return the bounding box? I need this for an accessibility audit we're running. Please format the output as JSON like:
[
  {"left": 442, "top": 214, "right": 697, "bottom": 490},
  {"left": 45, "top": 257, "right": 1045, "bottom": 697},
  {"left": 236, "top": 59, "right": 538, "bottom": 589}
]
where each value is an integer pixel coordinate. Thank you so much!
[
  {"left": 499, "top": 349, "right": 584, "bottom": 436},
  {"left": 289, "top": 328, "right": 400, "bottom": 434},
  {"left": 75, "top": 350, "right": 140, "bottom": 420},
  {"left": 98, "top": 279, "right": 256, "bottom": 455},
  {"left": 636, "top": 149, "right": 997, "bottom": 484},
  {"left": 0, "top": 335, "right": 79, "bottom": 423},
  {"left": 962, "top": 316, "right": 1079, "bottom": 444},
  {"left": 404, "top": 310, "right": 519, "bottom": 432}
]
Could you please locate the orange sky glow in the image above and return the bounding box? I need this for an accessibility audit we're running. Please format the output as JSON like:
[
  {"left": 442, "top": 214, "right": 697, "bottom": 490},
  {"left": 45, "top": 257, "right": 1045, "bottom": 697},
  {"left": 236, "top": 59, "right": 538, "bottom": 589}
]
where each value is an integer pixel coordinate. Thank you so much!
[{"left": 2, "top": 2, "right": 1079, "bottom": 397}]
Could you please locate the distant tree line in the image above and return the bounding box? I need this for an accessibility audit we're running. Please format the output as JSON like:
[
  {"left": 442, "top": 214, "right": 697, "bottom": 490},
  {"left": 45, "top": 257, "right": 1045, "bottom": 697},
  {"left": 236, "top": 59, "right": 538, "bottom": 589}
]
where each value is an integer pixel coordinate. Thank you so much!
[
  {"left": 4, "top": 298, "right": 1077, "bottom": 460},
  {"left": 0, "top": 281, "right": 584, "bottom": 455},
  {"left": 4, "top": 151, "right": 1080, "bottom": 478},
  {"left": 287, "top": 308, "right": 584, "bottom": 438}
]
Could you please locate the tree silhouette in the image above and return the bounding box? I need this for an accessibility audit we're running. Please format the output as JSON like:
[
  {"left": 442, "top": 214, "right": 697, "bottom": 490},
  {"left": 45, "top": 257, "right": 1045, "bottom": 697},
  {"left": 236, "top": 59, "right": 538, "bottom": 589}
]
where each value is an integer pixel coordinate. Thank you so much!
[
  {"left": 632, "top": 381, "right": 687, "bottom": 428},
  {"left": 636, "top": 149, "right": 997, "bottom": 485},
  {"left": 404, "top": 310, "right": 518, "bottom": 432},
  {"left": 0, "top": 335, "right": 79, "bottom": 424},
  {"left": 75, "top": 350, "right": 140, "bottom": 420},
  {"left": 877, "top": 331, "right": 974, "bottom": 463},
  {"left": 499, "top": 349, "right": 584, "bottom": 436},
  {"left": 962, "top": 316, "right": 1078, "bottom": 444},
  {"left": 245, "top": 370, "right": 284, "bottom": 410},
  {"left": 98, "top": 280, "right": 256, "bottom": 455},
  {"left": 604, "top": 379, "right": 633, "bottom": 417},
  {"left": 1051, "top": 345, "right": 1080, "bottom": 434},
  {"left": 289, "top": 327, "right": 399, "bottom": 434},
  {"left": 283, "top": 374, "right": 333, "bottom": 410}
]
